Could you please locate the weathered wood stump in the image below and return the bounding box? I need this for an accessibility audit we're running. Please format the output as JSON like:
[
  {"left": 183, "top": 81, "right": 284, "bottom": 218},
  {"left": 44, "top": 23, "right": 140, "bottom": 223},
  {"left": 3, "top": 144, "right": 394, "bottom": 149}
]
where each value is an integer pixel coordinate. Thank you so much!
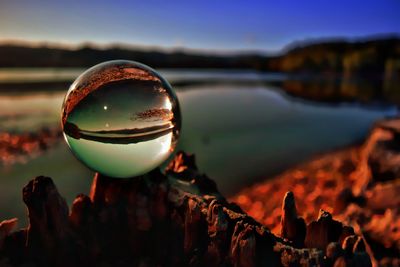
[{"left": 0, "top": 152, "right": 371, "bottom": 267}]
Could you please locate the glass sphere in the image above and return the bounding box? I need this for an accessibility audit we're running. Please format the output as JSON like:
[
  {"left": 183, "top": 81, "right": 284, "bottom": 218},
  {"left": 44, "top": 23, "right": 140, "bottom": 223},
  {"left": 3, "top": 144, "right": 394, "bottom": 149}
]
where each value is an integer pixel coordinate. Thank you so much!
[{"left": 61, "top": 60, "right": 181, "bottom": 178}]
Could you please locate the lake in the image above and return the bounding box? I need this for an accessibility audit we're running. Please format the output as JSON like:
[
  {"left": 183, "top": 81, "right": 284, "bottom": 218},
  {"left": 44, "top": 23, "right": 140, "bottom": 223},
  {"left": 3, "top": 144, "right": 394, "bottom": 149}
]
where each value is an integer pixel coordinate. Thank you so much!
[{"left": 0, "top": 68, "right": 397, "bottom": 225}]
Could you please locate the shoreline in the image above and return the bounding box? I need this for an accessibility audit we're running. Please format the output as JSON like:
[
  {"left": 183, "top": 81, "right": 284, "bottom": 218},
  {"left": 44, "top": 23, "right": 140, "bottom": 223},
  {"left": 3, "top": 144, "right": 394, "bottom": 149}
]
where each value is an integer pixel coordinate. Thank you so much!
[{"left": 231, "top": 117, "right": 400, "bottom": 263}]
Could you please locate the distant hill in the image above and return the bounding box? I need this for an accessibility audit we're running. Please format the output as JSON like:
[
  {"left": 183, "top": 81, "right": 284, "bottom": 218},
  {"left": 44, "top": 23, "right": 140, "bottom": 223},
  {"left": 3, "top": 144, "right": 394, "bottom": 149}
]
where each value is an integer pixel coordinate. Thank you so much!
[
  {"left": 270, "top": 36, "right": 400, "bottom": 77},
  {"left": 0, "top": 36, "right": 399, "bottom": 78},
  {"left": 0, "top": 44, "right": 269, "bottom": 70}
]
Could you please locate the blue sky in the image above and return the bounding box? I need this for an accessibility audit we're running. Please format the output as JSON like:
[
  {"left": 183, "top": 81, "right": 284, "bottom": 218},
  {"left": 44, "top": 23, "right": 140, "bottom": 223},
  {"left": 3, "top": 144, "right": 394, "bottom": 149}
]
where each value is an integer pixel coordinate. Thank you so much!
[{"left": 0, "top": 0, "right": 399, "bottom": 52}]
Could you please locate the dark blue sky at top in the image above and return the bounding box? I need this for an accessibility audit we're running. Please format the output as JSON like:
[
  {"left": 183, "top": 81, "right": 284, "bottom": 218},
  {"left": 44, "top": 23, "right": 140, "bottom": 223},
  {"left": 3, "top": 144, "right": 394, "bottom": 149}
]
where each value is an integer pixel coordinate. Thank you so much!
[{"left": 0, "top": 0, "right": 399, "bottom": 52}]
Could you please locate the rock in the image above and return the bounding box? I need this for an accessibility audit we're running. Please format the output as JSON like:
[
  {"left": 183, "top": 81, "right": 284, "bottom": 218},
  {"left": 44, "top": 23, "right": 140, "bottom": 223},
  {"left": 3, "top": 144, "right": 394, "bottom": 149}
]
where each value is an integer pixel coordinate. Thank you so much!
[
  {"left": 183, "top": 198, "right": 206, "bottom": 256},
  {"left": 22, "top": 176, "right": 75, "bottom": 267},
  {"left": 352, "top": 253, "right": 372, "bottom": 267},
  {"left": 353, "top": 237, "right": 366, "bottom": 253},
  {"left": 330, "top": 236, "right": 372, "bottom": 267},
  {"left": 230, "top": 221, "right": 256, "bottom": 267},
  {"left": 280, "top": 191, "right": 306, "bottom": 247},
  {"left": 334, "top": 254, "right": 372, "bottom": 267},
  {"left": 342, "top": 235, "right": 360, "bottom": 256},
  {"left": 326, "top": 242, "right": 343, "bottom": 263},
  {"left": 305, "top": 210, "right": 345, "bottom": 250},
  {"left": 0, "top": 152, "right": 370, "bottom": 266},
  {"left": 166, "top": 151, "right": 198, "bottom": 178},
  {"left": 166, "top": 151, "right": 219, "bottom": 194},
  {"left": 338, "top": 226, "right": 355, "bottom": 246},
  {"left": 0, "top": 219, "right": 18, "bottom": 248},
  {"left": 69, "top": 194, "right": 93, "bottom": 228}
]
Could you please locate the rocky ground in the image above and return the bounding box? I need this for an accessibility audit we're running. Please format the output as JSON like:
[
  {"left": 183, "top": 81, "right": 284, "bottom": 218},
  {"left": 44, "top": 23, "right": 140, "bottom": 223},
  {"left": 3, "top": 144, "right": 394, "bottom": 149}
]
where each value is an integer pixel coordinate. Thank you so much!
[
  {"left": 0, "top": 151, "right": 372, "bottom": 266},
  {"left": 231, "top": 118, "right": 400, "bottom": 266}
]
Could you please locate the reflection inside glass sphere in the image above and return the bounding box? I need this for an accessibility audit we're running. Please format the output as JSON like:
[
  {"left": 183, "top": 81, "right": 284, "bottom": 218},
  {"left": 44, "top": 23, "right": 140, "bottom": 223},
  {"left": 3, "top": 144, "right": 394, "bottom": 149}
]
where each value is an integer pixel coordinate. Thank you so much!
[{"left": 61, "top": 60, "right": 181, "bottom": 178}]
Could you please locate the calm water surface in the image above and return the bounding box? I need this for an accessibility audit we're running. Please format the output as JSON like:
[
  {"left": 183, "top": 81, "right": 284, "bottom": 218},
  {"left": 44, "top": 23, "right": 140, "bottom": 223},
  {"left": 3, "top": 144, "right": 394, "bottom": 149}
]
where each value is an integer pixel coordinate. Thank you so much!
[{"left": 0, "top": 69, "right": 397, "bottom": 224}]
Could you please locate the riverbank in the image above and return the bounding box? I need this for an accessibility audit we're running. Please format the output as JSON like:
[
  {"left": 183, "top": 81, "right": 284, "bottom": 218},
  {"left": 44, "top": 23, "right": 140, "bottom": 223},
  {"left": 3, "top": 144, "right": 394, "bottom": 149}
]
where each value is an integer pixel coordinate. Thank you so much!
[{"left": 231, "top": 117, "right": 400, "bottom": 265}]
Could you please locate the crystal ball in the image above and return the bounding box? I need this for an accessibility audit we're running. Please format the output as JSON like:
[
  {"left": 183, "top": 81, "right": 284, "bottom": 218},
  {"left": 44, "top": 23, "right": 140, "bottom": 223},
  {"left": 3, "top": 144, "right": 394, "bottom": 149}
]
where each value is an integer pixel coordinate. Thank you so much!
[{"left": 61, "top": 60, "right": 181, "bottom": 178}]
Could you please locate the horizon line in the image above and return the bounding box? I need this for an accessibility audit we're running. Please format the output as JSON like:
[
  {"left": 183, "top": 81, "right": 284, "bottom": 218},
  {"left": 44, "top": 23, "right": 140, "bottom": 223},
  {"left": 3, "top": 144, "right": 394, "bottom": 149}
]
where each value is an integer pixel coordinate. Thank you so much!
[{"left": 0, "top": 33, "right": 399, "bottom": 56}]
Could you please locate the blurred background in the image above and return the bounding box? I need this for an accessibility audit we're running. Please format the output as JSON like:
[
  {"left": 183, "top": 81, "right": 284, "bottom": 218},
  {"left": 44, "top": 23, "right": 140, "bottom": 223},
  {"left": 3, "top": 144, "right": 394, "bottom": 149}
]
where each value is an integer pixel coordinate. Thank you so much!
[{"left": 0, "top": 0, "right": 399, "bottom": 228}]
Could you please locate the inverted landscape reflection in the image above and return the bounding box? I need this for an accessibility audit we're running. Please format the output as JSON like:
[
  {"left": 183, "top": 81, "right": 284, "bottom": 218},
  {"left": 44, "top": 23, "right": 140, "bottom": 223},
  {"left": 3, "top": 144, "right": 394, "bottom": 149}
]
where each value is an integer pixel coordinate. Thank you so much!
[{"left": 62, "top": 61, "right": 181, "bottom": 178}]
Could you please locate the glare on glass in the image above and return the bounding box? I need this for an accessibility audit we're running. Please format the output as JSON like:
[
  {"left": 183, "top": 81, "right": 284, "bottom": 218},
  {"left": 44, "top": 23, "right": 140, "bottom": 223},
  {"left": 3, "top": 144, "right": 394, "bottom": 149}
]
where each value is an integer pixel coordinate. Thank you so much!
[{"left": 61, "top": 60, "right": 181, "bottom": 178}]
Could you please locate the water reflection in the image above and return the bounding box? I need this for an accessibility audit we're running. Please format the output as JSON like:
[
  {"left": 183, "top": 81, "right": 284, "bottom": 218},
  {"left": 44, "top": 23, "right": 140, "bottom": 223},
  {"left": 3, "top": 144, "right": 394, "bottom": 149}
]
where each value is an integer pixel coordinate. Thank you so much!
[
  {"left": 0, "top": 127, "right": 61, "bottom": 165},
  {"left": 64, "top": 121, "right": 174, "bottom": 144},
  {"left": 281, "top": 76, "right": 400, "bottom": 105}
]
